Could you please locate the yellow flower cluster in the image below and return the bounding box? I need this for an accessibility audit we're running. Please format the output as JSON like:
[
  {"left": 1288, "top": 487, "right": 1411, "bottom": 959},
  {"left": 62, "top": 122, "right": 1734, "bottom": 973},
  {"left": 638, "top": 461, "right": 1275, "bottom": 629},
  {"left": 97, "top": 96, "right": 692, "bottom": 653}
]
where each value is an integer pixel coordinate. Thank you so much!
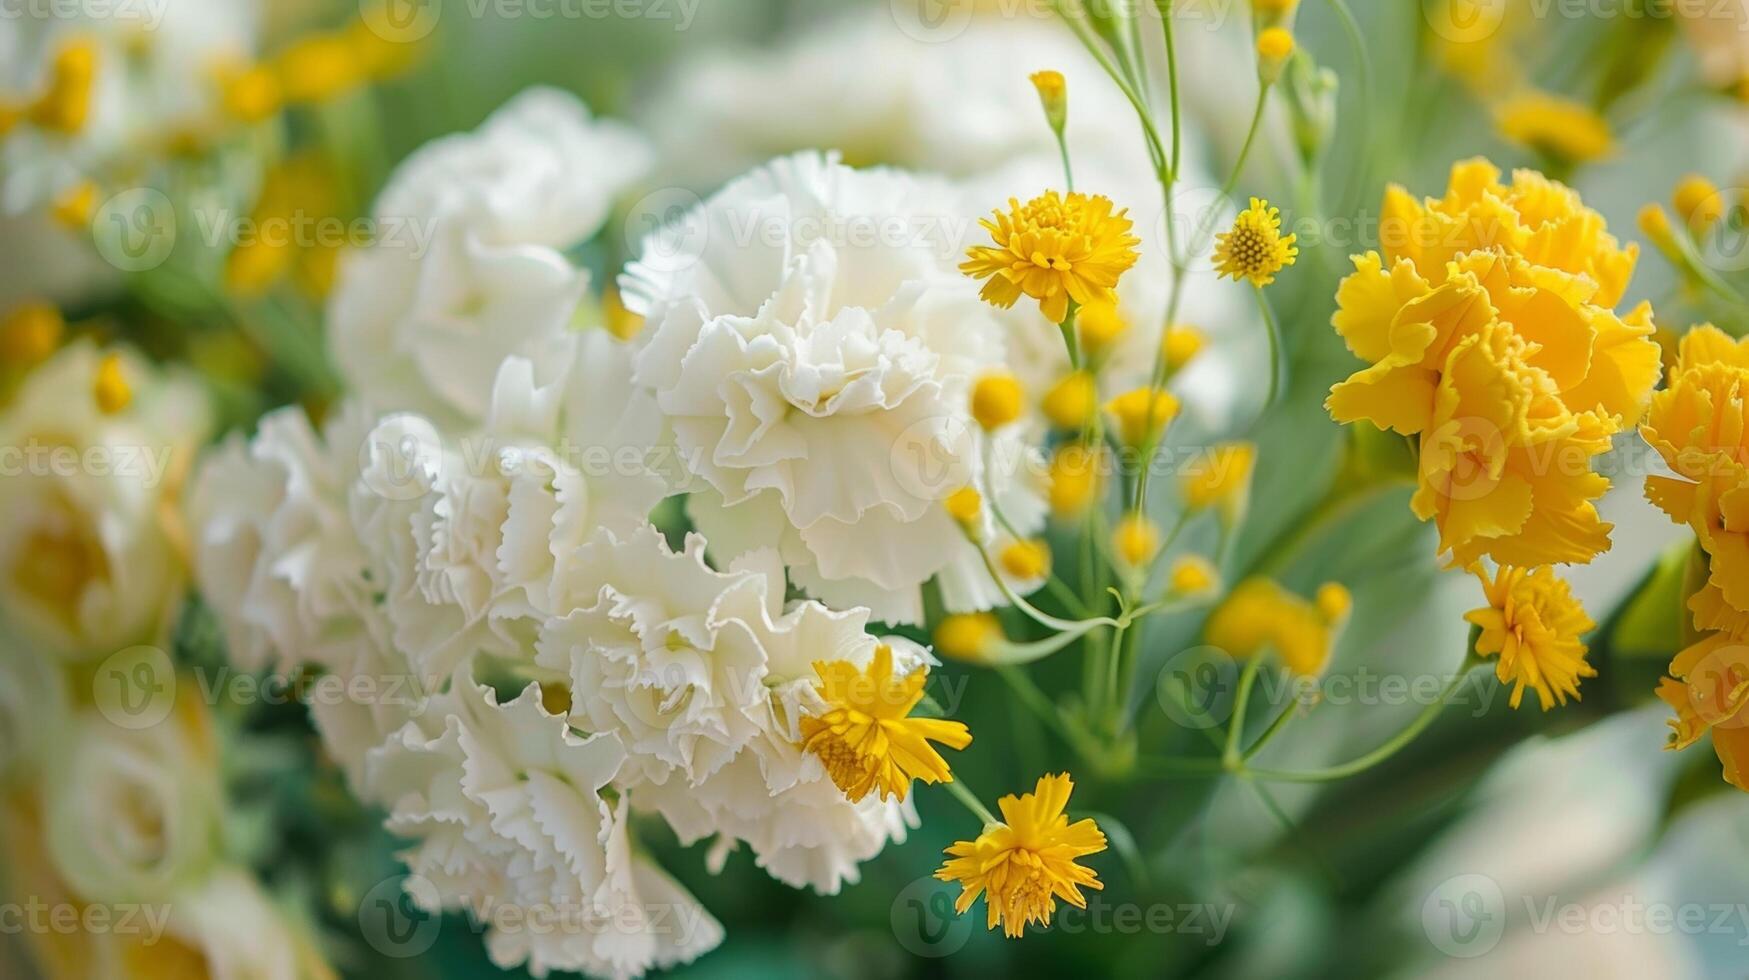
[
  {"left": 1327, "top": 159, "right": 1660, "bottom": 568},
  {"left": 1644, "top": 326, "right": 1749, "bottom": 788},
  {"left": 1204, "top": 577, "right": 1352, "bottom": 677}
]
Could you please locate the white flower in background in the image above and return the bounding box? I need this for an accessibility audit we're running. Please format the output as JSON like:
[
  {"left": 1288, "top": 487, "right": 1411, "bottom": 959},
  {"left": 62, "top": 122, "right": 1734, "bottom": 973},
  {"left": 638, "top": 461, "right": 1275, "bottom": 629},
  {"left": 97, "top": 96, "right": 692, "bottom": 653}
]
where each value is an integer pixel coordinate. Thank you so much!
[
  {"left": 622, "top": 151, "right": 1044, "bottom": 624},
  {"left": 536, "top": 524, "right": 919, "bottom": 894},
  {"left": 0, "top": 0, "right": 260, "bottom": 211},
  {"left": 1676, "top": 0, "right": 1749, "bottom": 87},
  {"left": 0, "top": 640, "right": 69, "bottom": 785},
  {"left": 0, "top": 340, "right": 210, "bottom": 660},
  {"left": 328, "top": 87, "right": 652, "bottom": 424},
  {"left": 44, "top": 698, "right": 224, "bottom": 907},
  {"left": 368, "top": 670, "right": 721, "bottom": 980},
  {"left": 141, "top": 867, "right": 335, "bottom": 980}
]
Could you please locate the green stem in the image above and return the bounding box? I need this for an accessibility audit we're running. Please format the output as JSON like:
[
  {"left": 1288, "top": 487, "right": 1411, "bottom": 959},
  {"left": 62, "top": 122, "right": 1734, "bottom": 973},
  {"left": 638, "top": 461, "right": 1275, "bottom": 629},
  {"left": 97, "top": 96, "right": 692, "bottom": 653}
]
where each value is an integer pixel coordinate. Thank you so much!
[
  {"left": 1222, "top": 655, "right": 1264, "bottom": 770},
  {"left": 1242, "top": 682, "right": 1298, "bottom": 763},
  {"left": 1256, "top": 285, "right": 1285, "bottom": 409},
  {"left": 945, "top": 779, "right": 999, "bottom": 827}
]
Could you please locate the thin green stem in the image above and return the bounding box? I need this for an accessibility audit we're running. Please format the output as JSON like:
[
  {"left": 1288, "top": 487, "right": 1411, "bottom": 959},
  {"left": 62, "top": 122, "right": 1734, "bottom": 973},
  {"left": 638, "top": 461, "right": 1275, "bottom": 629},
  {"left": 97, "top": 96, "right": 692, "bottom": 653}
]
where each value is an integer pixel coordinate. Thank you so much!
[
  {"left": 1222, "top": 655, "right": 1264, "bottom": 770},
  {"left": 945, "top": 779, "right": 999, "bottom": 826},
  {"left": 1242, "top": 685, "right": 1298, "bottom": 763},
  {"left": 1255, "top": 285, "right": 1284, "bottom": 409}
]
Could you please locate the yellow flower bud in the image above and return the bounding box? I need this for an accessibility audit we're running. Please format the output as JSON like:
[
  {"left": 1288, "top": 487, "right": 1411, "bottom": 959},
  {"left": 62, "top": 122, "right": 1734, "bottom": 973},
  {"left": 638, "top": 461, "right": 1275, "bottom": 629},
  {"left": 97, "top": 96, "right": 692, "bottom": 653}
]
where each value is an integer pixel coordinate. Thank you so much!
[
  {"left": 1183, "top": 442, "right": 1256, "bottom": 518},
  {"left": 1029, "top": 70, "right": 1068, "bottom": 135},
  {"left": 603, "top": 286, "right": 645, "bottom": 342},
  {"left": 275, "top": 33, "right": 364, "bottom": 104},
  {"left": 30, "top": 37, "right": 97, "bottom": 134},
  {"left": 1042, "top": 371, "right": 1098, "bottom": 431},
  {"left": 93, "top": 352, "right": 132, "bottom": 415},
  {"left": 1256, "top": 28, "right": 1295, "bottom": 85},
  {"left": 1169, "top": 555, "right": 1219, "bottom": 597},
  {"left": 1673, "top": 174, "right": 1724, "bottom": 236},
  {"left": 1112, "top": 513, "right": 1162, "bottom": 568},
  {"left": 998, "top": 539, "right": 1052, "bottom": 581},
  {"left": 1251, "top": 0, "right": 1299, "bottom": 15},
  {"left": 935, "top": 613, "right": 1004, "bottom": 662},
  {"left": 1163, "top": 324, "right": 1204, "bottom": 373},
  {"left": 971, "top": 372, "right": 1025, "bottom": 431},
  {"left": 1048, "top": 444, "right": 1103, "bottom": 517},
  {"left": 1315, "top": 582, "right": 1352, "bottom": 623},
  {"left": 944, "top": 486, "right": 983, "bottom": 532},
  {"left": 1076, "top": 302, "right": 1128, "bottom": 357},
  {"left": 1105, "top": 387, "right": 1179, "bottom": 447},
  {"left": 1, "top": 301, "right": 64, "bottom": 365},
  {"left": 1638, "top": 203, "right": 1679, "bottom": 254}
]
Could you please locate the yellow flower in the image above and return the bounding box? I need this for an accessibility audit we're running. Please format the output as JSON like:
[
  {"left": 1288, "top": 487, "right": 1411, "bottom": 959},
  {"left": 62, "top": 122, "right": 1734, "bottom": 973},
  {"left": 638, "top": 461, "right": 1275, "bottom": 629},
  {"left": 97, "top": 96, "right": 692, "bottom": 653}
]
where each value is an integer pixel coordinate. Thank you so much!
[
  {"left": 1169, "top": 555, "right": 1219, "bottom": 596},
  {"left": 1029, "top": 70, "right": 1067, "bottom": 133},
  {"left": 1182, "top": 442, "right": 1256, "bottom": 517},
  {"left": 1657, "top": 632, "right": 1749, "bottom": 791},
  {"left": 1638, "top": 203, "right": 1680, "bottom": 258},
  {"left": 944, "top": 486, "right": 983, "bottom": 532},
  {"left": 1162, "top": 324, "right": 1204, "bottom": 373},
  {"left": 274, "top": 32, "right": 365, "bottom": 104},
  {"left": 1673, "top": 174, "right": 1725, "bottom": 236},
  {"left": 1213, "top": 198, "right": 1297, "bottom": 287},
  {"left": 1111, "top": 513, "right": 1160, "bottom": 568},
  {"left": 971, "top": 372, "right": 1025, "bottom": 431},
  {"left": 935, "top": 613, "right": 1004, "bottom": 662},
  {"left": 999, "top": 539, "right": 1051, "bottom": 580},
  {"left": 92, "top": 352, "right": 131, "bottom": 415},
  {"left": 219, "top": 62, "right": 283, "bottom": 123},
  {"left": 1075, "top": 302, "right": 1128, "bottom": 356},
  {"left": 29, "top": 37, "right": 97, "bottom": 134},
  {"left": 936, "top": 773, "right": 1106, "bottom": 938},
  {"left": 963, "top": 191, "right": 1141, "bottom": 324},
  {"left": 1041, "top": 371, "right": 1098, "bottom": 430},
  {"left": 1251, "top": 0, "right": 1299, "bottom": 15},
  {"left": 1105, "top": 387, "right": 1178, "bottom": 446},
  {"left": 1205, "top": 577, "right": 1349, "bottom": 676},
  {"left": 1047, "top": 444, "right": 1103, "bottom": 517},
  {"left": 1327, "top": 160, "right": 1659, "bottom": 568},
  {"left": 1643, "top": 326, "right": 1749, "bottom": 630},
  {"left": 1464, "top": 565, "right": 1595, "bottom": 710},
  {"left": 1, "top": 302, "right": 63, "bottom": 366},
  {"left": 801, "top": 645, "right": 972, "bottom": 803},
  {"left": 49, "top": 181, "right": 96, "bottom": 231},
  {"left": 1497, "top": 91, "right": 1614, "bottom": 166}
]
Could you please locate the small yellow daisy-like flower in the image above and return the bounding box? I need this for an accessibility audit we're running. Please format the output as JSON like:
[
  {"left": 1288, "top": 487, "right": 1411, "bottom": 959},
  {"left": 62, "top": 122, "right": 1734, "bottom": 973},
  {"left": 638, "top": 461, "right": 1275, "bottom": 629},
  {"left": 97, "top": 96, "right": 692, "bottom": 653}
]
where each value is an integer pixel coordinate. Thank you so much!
[
  {"left": 93, "top": 352, "right": 132, "bottom": 415},
  {"left": 944, "top": 486, "right": 983, "bottom": 531},
  {"left": 935, "top": 613, "right": 1005, "bottom": 662},
  {"left": 1112, "top": 513, "right": 1161, "bottom": 568},
  {"left": 1464, "top": 566, "right": 1595, "bottom": 710},
  {"left": 1169, "top": 555, "right": 1219, "bottom": 597},
  {"left": 1206, "top": 577, "right": 1350, "bottom": 677},
  {"left": 1075, "top": 302, "right": 1128, "bottom": 356},
  {"left": 1163, "top": 324, "right": 1204, "bottom": 373},
  {"left": 1497, "top": 91, "right": 1614, "bottom": 165},
  {"left": 962, "top": 191, "right": 1141, "bottom": 324},
  {"left": 1213, "top": 198, "right": 1298, "bottom": 287},
  {"left": 1182, "top": 442, "right": 1256, "bottom": 517},
  {"left": 1047, "top": 444, "right": 1104, "bottom": 517},
  {"left": 1041, "top": 371, "right": 1098, "bottom": 430},
  {"left": 999, "top": 539, "right": 1051, "bottom": 580},
  {"left": 971, "top": 372, "right": 1025, "bottom": 431},
  {"left": 1105, "top": 387, "right": 1179, "bottom": 446},
  {"left": 801, "top": 645, "right": 972, "bottom": 803},
  {"left": 936, "top": 773, "right": 1106, "bottom": 938}
]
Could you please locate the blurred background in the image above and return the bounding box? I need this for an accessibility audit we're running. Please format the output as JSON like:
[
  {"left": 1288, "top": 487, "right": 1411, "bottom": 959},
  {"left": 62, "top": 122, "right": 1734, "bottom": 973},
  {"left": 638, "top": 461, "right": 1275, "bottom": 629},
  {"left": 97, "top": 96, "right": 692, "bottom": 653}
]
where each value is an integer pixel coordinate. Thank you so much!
[{"left": 6, "top": 0, "right": 1749, "bottom": 978}]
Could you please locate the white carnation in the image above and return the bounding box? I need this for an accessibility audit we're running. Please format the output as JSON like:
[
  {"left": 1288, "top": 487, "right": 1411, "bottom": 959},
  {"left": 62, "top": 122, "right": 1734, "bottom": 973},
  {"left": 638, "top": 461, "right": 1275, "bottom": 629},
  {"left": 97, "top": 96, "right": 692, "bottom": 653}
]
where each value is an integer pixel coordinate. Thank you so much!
[
  {"left": 328, "top": 87, "right": 652, "bottom": 424},
  {"left": 622, "top": 151, "right": 1043, "bottom": 623}
]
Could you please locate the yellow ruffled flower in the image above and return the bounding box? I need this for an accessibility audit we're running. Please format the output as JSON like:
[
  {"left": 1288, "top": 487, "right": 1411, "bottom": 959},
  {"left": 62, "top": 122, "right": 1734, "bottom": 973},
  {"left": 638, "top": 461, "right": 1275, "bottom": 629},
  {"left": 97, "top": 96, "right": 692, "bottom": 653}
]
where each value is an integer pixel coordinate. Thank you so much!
[
  {"left": 1205, "top": 577, "right": 1350, "bottom": 677},
  {"left": 962, "top": 191, "right": 1141, "bottom": 324},
  {"left": 1643, "top": 326, "right": 1749, "bottom": 631},
  {"left": 1213, "top": 197, "right": 1297, "bottom": 287},
  {"left": 1327, "top": 159, "right": 1660, "bottom": 568},
  {"left": 1464, "top": 565, "right": 1595, "bottom": 710},
  {"left": 936, "top": 773, "right": 1106, "bottom": 938},
  {"left": 801, "top": 645, "right": 972, "bottom": 803},
  {"left": 1657, "top": 632, "right": 1749, "bottom": 791},
  {"left": 1497, "top": 91, "right": 1615, "bottom": 166}
]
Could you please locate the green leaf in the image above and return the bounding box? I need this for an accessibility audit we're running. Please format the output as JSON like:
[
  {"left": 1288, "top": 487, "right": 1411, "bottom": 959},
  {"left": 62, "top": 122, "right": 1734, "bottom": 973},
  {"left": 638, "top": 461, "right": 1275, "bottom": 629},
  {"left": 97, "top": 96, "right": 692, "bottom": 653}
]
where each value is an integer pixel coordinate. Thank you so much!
[{"left": 1611, "top": 538, "right": 1692, "bottom": 659}]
